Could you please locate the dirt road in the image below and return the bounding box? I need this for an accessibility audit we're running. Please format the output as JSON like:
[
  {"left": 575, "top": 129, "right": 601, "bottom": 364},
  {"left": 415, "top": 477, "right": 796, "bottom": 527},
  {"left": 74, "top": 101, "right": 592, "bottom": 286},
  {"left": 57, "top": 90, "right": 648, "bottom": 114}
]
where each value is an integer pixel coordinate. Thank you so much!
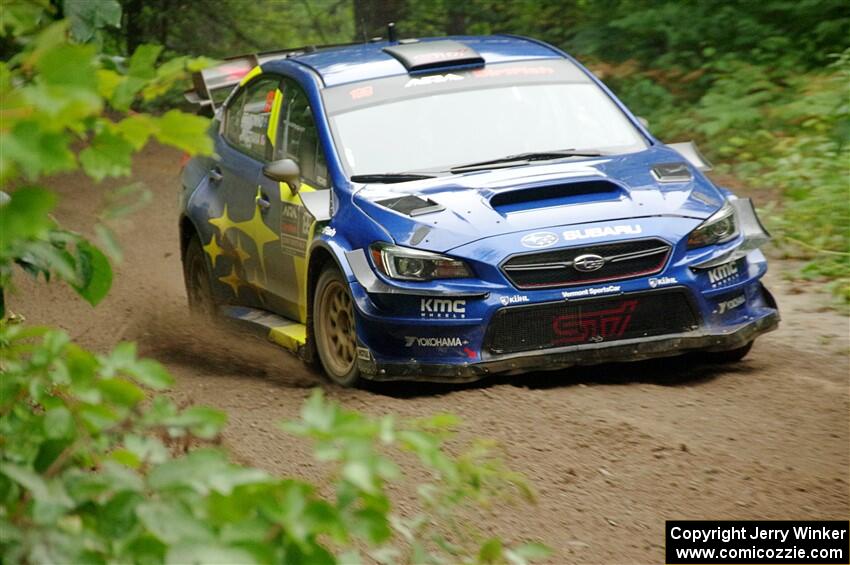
[{"left": 11, "top": 143, "right": 850, "bottom": 563}]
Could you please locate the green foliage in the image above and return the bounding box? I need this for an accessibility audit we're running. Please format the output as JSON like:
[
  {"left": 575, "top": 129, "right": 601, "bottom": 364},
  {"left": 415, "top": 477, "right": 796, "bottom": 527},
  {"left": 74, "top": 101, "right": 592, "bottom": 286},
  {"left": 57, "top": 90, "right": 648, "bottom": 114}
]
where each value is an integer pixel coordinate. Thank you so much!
[
  {"left": 0, "top": 18, "right": 212, "bottom": 315},
  {"left": 113, "top": 0, "right": 354, "bottom": 58},
  {"left": 2, "top": 4, "right": 550, "bottom": 563},
  {"left": 606, "top": 51, "right": 850, "bottom": 304},
  {"left": 0, "top": 326, "right": 549, "bottom": 564},
  {"left": 389, "top": 0, "right": 850, "bottom": 304},
  {"left": 65, "top": 0, "right": 122, "bottom": 44}
]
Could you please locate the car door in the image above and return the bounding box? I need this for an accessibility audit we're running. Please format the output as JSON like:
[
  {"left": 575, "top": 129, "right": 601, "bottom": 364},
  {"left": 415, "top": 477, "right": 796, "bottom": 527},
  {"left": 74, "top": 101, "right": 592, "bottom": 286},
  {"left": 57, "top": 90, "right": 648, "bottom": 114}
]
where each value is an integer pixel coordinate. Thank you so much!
[
  {"left": 211, "top": 74, "right": 289, "bottom": 310},
  {"left": 263, "top": 77, "right": 332, "bottom": 323}
]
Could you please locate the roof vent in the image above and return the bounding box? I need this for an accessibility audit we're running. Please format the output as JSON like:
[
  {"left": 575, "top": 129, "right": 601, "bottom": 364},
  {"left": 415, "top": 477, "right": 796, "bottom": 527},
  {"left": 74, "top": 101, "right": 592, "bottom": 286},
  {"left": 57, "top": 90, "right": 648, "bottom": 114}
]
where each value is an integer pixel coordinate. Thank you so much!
[
  {"left": 383, "top": 40, "right": 484, "bottom": 72},
  {"left": 377, "top": 195, "right": 444, "bottom": 217}
]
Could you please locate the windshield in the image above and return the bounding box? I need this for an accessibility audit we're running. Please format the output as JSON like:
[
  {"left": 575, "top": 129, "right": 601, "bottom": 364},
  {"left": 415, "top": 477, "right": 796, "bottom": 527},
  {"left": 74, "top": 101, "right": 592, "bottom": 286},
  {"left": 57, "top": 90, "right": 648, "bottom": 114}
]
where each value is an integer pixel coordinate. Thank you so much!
[{"left": 323, "top": 60, "right": 648, "bottom": 176}]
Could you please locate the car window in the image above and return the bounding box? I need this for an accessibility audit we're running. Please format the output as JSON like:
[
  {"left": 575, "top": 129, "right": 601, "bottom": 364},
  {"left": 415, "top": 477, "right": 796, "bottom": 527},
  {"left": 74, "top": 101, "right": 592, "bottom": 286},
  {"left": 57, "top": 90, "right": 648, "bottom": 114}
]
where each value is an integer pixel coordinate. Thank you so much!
[
  {"left": 277, "top": 79, "right": 329, "bottom": 189},
  {"left": 223, "top": 76, "right": 279, "bottom": 160}
]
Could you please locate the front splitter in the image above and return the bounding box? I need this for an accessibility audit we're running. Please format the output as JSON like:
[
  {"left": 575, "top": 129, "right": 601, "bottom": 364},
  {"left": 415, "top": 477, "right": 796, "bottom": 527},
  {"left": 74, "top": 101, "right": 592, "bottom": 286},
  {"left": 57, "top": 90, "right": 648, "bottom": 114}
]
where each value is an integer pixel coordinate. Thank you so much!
[{"left": 357, "top": 311, "right": 779, "bottom": 382}]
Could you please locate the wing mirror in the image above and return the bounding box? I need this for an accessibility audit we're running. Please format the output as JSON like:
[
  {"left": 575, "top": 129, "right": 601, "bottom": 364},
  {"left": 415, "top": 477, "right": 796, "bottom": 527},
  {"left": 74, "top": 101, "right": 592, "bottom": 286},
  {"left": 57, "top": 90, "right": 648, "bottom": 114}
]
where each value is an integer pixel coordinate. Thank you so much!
[{"left": 263, "top": 158, "right": 300, "bottom": 195}]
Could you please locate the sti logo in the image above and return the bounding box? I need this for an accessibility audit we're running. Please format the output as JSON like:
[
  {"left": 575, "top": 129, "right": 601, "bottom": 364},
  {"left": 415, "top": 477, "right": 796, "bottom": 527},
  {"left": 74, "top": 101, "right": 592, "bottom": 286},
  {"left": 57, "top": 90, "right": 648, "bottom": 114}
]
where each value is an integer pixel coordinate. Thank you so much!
[
  {"left": 420, "top": 298, "right": 466, "bottom": 318},
  {"left": 552, "top": 300, "right": 638, "bottom": 345}
]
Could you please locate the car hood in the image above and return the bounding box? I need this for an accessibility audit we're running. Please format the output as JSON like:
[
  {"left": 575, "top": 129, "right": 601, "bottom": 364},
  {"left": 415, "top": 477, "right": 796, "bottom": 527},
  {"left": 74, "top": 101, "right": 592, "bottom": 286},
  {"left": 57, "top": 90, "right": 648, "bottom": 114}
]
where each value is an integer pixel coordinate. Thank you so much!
[{"left": 352, "top": 145, "right": 726, "bottom": 253}]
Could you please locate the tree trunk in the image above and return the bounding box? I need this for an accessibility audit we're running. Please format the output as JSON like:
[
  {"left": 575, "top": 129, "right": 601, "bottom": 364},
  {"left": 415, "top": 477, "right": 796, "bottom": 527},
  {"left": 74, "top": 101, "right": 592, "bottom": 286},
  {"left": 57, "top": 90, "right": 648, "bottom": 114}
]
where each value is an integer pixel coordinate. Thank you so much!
[{"left": 124, "top": 0, "right": 145, "bottom": 54}]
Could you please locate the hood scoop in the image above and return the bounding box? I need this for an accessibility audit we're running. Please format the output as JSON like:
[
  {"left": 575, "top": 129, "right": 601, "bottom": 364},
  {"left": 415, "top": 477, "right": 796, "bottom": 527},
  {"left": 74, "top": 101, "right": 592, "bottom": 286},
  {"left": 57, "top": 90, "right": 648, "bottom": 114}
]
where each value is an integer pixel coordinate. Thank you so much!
[
  {"left": 489, "top": 180, "right": 623, "bottom": 214},
  {"left": 651, "top": 162, "right": 693, "bottom": 183},
  {"left": 377, "top": 195, "right": 445, "bottom": 217}
]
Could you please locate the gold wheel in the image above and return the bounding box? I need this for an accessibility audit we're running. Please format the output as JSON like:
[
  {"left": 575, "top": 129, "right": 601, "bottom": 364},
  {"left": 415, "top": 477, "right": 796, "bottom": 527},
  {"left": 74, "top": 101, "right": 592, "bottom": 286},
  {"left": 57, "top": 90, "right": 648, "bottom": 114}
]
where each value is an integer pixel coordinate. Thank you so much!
[{"left": 314, "top": 268, "right": 360, "bottom": 385}]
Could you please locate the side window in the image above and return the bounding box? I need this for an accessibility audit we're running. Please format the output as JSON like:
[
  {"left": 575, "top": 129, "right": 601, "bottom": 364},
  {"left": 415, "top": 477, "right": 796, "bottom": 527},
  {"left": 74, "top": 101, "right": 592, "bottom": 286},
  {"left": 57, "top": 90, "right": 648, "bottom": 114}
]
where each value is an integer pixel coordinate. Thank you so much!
[
  {"left": 223, "top": 76, "right": 279, "bottom": 160},
  {"left": 278, "top": 79, "right": 329, "bottom": 189}
]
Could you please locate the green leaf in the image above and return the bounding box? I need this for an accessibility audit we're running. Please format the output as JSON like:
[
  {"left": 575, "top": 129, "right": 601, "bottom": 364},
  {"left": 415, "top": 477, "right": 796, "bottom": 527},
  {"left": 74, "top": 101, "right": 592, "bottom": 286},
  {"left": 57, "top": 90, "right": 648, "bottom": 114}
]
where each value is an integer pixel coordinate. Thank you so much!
[
  {"left": 148, "top": 449, "right": 228, "bottom": 492},
  {"left": 97, "top": 377, "right": 144, "bottom": 407},
  {"left": 96, "top": 69, "right": 123, "bottom": 101},
  {"left": 299, "top": 389, "right": 334, "bottom": 432},
  {"left": 44, "top": 406, "right": 74, "bottom": 439},
  {"left": 509, "top": 542, "right": 552, "bottom": 562},
  {"left": 97, "top": 490, "right": 144, "bottom": 539},
  {"left": 478, "top": 538, "right": 503, "bottom": 563},
  {"left": 342, "top": 460, "right": 376, "bottom": 494},
  {"left": 125, "top": 358, "right": 173, "bottom": 389},
  {"left": 165, "top": 543, "right": 258, "bottom": 565},
  {"left": 128, "top": 45, "right": 163, "bottom": 80},
  {"left": 0, "top": 186, "right": 55, "bottom": 251},
  {"left": 71, "top": 241, "right": 112, "bottom": 307},
  {"left": 2, "top": 123, "right": 76, "bottom": 180},
  {"left": 0, "top": 463, "right": 49, "bottom": 500},
  {"left": 79, "top": 402, "right": 120, "bottom": 431},
  {"left": 114, "top": 115, "right": 156, "bottom": 150},
  {"left": 123, "top": 434, "right": 169, "bottom": 465},
  {"left": 94, "top": 224, "right": 122, "bottom": 262},
  {"left": 17, "top": 240, "right": 78, "bottom": 285},
  {"left": 100, "top": 182, "right": 152, "bottom": 220},
  {"left": 79, "top": 130, "right": 135, "bottom": 181},
  {"left": 34, "top": 42, "right": 97, "bottom": 90},
  {"left": 350, "top": 507, "right": 391, "bottom": 545},
  {"left": 65, "top": 0, "right": 122, "bottom": 42},
  {"left": 0, "top": 1, "right": 48, "bottom": 37},
  {"left": 110, "top": 76, "right": 147, "bottom": 111},
  {"left": 419, "top": 412, "right": 460, "bottom": 430},
  {"left": 163, "top": 405, "right": 227, "bottom": 439},
  {"left": 154, "top": 110, "right": 213, "bottom": 155},
  {"left": 137, "top": 500, "right": 213, "bottom": 544}
]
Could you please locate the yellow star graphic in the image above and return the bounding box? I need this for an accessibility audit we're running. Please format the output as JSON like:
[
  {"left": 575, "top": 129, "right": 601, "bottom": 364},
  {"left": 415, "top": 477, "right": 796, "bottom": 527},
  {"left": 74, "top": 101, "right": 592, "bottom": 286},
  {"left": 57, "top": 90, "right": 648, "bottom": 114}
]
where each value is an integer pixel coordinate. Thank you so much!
[
  {"left": 209, "top": 204, "right": 238, "bottom": 238},
  {"left": 203, "top": 234, "right": 224, "bottom": 270},
  {"left": 231, "top": 190, "right": 279, "bottom": 278},
  {"left": 218, "top": 265, "right": 242, "bottom": 296},
  {"left": 235, "top": 236, "right": 263, "bottom": 288},
  {"left": 234, "top": 237, "right": 251, "bottom": 264}
]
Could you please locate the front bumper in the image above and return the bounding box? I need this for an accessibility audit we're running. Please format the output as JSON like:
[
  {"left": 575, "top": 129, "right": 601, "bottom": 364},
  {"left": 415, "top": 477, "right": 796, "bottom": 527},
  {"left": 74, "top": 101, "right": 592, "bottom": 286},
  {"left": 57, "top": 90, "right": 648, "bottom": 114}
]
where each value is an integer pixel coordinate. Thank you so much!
[{"left": 357, "top": 309, "right": 779, "bottom": 382}]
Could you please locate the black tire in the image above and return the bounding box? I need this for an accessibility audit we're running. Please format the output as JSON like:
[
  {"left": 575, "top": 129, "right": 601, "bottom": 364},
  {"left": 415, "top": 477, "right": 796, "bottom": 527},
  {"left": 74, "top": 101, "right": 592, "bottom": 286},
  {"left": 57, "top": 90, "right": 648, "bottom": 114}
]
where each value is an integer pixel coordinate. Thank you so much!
[
  {"left": 313, "top": 266, "right": 362, "bottom": 387},
  {"left": 704, "top": 341, "right": 753, "bottom": 363},
  {"left": 183, "top": 235, "right": 217, "bottom": 318}
]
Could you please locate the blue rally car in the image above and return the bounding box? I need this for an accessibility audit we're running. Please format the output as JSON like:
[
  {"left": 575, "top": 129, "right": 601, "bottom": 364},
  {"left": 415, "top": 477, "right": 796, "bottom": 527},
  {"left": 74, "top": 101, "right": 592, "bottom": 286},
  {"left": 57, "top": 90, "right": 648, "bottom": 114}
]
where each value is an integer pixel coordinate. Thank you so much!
[{"left": 180, "top": 34, "right": 779, "bottom": 386}]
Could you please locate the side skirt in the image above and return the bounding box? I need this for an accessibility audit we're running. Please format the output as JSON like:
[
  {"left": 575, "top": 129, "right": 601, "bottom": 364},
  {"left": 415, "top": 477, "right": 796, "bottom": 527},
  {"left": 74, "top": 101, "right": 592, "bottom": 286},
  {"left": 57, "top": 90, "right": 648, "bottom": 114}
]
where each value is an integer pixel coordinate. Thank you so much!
[{"left": 218, "top": 305, "right": 307, "bottom": 355}]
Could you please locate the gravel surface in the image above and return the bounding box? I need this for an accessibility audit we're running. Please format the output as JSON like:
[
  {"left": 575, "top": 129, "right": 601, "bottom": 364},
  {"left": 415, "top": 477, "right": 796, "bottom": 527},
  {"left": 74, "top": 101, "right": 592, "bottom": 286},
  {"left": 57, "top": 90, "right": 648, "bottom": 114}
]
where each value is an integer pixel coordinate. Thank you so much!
[{"left": 11, "top": 143, "right": 849, "bottom": 563}]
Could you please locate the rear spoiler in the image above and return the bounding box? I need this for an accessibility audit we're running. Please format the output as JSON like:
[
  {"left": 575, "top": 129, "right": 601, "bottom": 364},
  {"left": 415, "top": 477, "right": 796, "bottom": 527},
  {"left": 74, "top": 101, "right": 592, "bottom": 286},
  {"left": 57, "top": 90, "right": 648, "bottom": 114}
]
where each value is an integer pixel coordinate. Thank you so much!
[
  {"left": 185, "top": 49, "right": 302, "bottom": 111},
  {"left": 186, "top": 41, "right": 368, "bottom": 111}
]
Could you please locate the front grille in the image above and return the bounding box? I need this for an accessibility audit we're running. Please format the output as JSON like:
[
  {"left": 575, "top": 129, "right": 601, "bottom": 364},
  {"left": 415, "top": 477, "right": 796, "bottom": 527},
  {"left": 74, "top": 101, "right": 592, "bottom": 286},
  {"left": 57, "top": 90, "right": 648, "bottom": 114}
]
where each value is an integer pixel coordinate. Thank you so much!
[
  {"left": 502, "top": 238, "right": 671, "bottom": 289},
  {"left": 485, "top": 290, "right": 698, "bottom": 354}
]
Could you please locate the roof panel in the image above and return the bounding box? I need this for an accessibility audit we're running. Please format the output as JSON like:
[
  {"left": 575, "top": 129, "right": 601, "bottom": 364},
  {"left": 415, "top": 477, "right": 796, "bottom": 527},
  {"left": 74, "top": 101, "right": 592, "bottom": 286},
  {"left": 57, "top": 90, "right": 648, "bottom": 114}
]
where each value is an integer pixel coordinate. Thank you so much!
[{"left": 266, "top": 35, "right": 561, "bottom": 87}]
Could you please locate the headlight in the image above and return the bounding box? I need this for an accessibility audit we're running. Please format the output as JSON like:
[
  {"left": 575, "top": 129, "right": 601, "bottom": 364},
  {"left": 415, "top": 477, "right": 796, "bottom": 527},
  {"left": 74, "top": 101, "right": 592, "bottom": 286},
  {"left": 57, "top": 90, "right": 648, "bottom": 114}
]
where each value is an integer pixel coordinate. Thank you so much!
[
  {"left": 369, "top": 243, "right": 473, "bottom": 281},
  {"left": 687, "top": 201, "right": 739, "bottom": 249}
]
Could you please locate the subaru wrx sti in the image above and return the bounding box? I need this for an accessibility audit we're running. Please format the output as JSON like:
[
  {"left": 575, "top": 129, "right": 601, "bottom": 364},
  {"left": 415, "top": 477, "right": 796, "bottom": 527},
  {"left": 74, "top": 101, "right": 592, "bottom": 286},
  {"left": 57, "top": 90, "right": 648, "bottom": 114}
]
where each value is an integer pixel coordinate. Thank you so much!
[{"left": 180, "top": 35, "right": 779, "bottom": 386}]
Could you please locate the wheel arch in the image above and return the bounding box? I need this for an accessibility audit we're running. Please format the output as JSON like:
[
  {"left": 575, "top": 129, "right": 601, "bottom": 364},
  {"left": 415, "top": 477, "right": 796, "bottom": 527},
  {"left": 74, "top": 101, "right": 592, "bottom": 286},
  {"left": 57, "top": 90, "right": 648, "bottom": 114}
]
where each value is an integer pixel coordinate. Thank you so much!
[
  {"left": 305, "top": 240, "right": 352, "bottom": 363},
  {"left": 179, "top": 213, "right": 200, "bottom": 261}
]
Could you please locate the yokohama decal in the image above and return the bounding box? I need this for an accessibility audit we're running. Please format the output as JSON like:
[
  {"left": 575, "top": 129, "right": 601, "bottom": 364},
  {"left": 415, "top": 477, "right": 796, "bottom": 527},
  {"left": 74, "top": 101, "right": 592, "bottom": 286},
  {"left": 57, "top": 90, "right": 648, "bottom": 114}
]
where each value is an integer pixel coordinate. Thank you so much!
[{"left": 552, "top": 300, "right": 639, "bottom": 345}]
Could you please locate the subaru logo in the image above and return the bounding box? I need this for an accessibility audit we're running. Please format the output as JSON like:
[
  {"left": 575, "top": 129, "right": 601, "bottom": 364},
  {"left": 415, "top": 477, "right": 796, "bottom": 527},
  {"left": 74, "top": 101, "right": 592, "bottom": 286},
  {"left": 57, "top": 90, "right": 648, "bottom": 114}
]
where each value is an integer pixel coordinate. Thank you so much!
[
  {"left": 572, "top": 253, "right": 605, "bottom": 272},
  {"left": 521, "top": 231, "right": 558, "bottom": 248}
]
